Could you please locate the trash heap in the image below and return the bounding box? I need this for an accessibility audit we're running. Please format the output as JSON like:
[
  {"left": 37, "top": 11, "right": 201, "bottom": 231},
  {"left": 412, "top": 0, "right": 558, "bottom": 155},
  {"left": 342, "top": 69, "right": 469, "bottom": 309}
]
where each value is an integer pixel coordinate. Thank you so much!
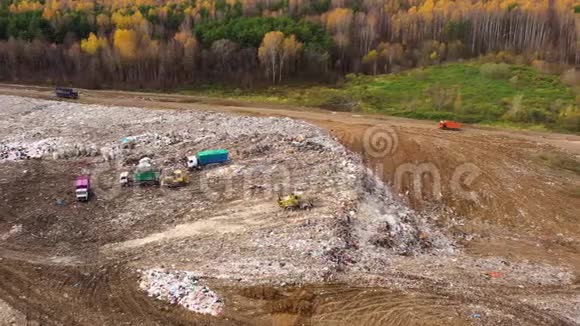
[
  {"left": 0, "top": 143, "right": 30, "bottom": 160},
  {"left": 0, "top": 139, "right": 101, "bottom": 161},
  {"left": 1, "top": 95, "right": 458, "bottom": 284},
  {"left": 139, "top": 269, "right": 224, "bottom": 316},
  {"left": 0, "top": 140, "right": 56, "bottom": 160}
]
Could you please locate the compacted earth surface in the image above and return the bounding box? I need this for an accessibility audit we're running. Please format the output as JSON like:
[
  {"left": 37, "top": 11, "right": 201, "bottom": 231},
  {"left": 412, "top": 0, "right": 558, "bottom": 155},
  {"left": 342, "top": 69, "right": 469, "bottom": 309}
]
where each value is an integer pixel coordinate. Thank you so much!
[{"left": 0, "top": 90, "right": 579, "bottom": 326}]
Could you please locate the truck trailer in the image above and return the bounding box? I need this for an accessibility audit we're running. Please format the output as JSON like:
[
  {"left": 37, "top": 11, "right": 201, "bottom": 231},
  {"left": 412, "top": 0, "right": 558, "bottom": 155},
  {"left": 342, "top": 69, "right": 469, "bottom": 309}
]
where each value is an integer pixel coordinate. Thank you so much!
[
  {"left": 133, "top": 170, "right": 161, "bottom": 185},
  {"left": 187, "top": 149, "right": 229, "bottom": 169}
]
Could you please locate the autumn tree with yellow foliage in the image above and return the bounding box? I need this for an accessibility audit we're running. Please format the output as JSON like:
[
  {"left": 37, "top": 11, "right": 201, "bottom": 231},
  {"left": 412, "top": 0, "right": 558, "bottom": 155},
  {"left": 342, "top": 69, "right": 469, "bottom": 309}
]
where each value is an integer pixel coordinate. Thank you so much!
[
  {"left": 113, "top": 29, "right": 138, "bottom": 59},
  {"left": 80, "top": 33, "right": 107, "bottom": 55},
  {"left": 258, "top": 31, "right": 303, "bottom": 83}
]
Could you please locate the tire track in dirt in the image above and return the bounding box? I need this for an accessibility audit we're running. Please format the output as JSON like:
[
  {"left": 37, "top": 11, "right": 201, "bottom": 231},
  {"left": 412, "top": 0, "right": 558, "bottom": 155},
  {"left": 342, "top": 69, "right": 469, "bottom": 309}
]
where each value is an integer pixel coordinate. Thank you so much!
[
  {"left": 308, "top": 287, "right": 463, "bottom": 325},
  {"left": 0, "top": 258, "right": 241, "bottom": 325},
  {"left": 0, "top": 260, "right": 81, "bottom": 325}
]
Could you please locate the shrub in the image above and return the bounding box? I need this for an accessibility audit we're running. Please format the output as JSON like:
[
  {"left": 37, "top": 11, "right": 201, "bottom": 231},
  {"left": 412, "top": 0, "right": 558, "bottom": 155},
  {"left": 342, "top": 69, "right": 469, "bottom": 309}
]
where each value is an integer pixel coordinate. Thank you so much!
[
  {"left": 496, "top": 51, "right": 515, "bottom": 63},
  {"left": 559, "top": 106, "right": 580, "bottom": 132},
  {"left": 526, "top": 108, "right": 548, "bottom": 123},
  {"left": 531, "top": 60, "right": 551, "bottom": 73},
  {"left": 560, "top": 69, "right": 579, "bottom": 88},
  {"left": 550, "top": 99, "right": 565, "bottom": 113},
  {"left": 411, "top": 68, "right": 427, "bottom": 80},
  {"left": 480, "top": 63, "right": 512, "bottom": 79},
  {"left": 425, "top": 83, "right": 456, "bottom": 110},
  {"left": 345, "top": 73, "right": 358, "bottom": 82},
  {"left": 503, "top": 94, "right": 526, "bottom": 121},
  {"left": 319, "top": 93, "right": 360, "bottom": 111},
  {"left": 513, "top": 55, "right": 529, "bottom": 66},
  {"left": 509, "top": 75, "right": 519, "bottom": 85},
  {"left": 453, "top": 91, "right": 463, "bottom": 113},
  {"left": 402, "top": 98, "right": 421, "bottom": 111}
]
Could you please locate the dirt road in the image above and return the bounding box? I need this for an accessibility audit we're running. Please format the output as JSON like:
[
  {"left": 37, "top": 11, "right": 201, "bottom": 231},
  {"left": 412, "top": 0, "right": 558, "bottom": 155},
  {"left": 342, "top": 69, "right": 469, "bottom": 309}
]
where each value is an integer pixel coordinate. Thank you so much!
[{"left": 0, "top": 84, "right": 579, "bottom": 325}]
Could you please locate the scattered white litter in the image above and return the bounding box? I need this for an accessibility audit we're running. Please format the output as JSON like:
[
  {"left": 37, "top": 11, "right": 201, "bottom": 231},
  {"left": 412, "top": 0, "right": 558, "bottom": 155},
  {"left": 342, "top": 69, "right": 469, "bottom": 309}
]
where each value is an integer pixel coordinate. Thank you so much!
[
  {"left": 0, "top": 224, "right": 22, "bottom": 241},
  {"left": 139, "top": 269, "right": 224, "bottom": 316}
]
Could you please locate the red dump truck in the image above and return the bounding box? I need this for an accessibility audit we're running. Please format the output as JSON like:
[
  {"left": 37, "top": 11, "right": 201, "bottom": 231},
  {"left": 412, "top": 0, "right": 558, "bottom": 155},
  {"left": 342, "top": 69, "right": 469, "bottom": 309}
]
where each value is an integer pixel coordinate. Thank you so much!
[
  {"left": 438, "top": 120, "right": 462, "bottom": 130},
  {"left": 75, "top": 175, "right": 90, "bottom": 201}
]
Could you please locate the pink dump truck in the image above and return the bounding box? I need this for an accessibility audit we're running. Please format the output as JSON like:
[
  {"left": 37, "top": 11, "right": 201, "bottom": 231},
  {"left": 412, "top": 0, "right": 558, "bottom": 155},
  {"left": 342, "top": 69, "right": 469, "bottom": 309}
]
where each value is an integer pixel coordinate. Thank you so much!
[{"left": 75, "top": 175, "right": 90, "bottom": 201}]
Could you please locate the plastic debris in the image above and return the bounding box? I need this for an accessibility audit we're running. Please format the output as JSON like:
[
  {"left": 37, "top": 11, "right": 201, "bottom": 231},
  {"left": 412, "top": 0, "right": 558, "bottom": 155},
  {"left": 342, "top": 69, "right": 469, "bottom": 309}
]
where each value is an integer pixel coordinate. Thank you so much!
[
  {"left": 139, "top": 269, "right": 224, "bottom": 316},
  {"left": 0, "top": 224, "right": 23, "bottom": 241}
]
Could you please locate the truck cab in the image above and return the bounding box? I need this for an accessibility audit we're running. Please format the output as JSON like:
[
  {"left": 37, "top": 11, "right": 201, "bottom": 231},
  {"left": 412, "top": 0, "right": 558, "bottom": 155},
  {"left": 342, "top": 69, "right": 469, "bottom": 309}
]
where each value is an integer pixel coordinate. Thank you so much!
[
  {"left": 187, "top": 156, "right": 198, "bottom": 169},
  {"left": 75, "top": 175, "right": 90, "bottom": 201},
  {"left": 119, "top": 171, "right": 130, "bottom": 186}
]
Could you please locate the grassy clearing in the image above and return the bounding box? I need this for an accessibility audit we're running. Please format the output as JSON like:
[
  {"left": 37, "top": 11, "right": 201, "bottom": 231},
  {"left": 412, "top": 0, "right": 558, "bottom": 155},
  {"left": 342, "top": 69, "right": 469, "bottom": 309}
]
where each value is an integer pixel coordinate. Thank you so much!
[{"left": 181, "top": 62, "right": 578, "bottom": 132}]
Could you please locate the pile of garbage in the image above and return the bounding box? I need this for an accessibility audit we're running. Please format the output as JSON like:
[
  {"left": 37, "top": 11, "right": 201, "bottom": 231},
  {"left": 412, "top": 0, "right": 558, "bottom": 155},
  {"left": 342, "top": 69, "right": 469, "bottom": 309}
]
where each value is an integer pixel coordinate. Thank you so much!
[
  {"left": 0, "top": 139, "right": 101, "bottom": 161},
  {"left": 0, "top": 140, "right": 56, "bottom": 160},
  {"left": 0, "top": 143, "right": 30, "bottom": 160},
  {"left": 0, "top": 95, "right": 457, "bottom": 283},
  {"left": 139, "top": 269, "right": 224, "bottom": 316}
]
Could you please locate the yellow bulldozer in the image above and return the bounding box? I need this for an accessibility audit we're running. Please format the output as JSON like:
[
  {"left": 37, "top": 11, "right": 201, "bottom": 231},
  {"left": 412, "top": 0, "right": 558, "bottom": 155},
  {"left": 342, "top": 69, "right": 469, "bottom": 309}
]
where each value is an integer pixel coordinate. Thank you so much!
[
  {"left": 277, "top": 193, "right": 313, "bottom": 210},
  {"left": 162, "top": 169, "right": 189, "bottom": 188}
]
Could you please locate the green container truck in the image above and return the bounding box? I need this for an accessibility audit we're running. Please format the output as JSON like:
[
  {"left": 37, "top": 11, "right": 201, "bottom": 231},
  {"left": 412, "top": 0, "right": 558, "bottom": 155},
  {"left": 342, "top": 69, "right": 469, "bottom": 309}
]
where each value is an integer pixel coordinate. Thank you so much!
[
  {"left": 133, "top": 157, "right": 161, "bottom": 186},
  {"left": 187, "top": 149, "right": 229, "bottom": 169},
  {"left": 133, "top": 170, "right": 161, "bottom": 185}
]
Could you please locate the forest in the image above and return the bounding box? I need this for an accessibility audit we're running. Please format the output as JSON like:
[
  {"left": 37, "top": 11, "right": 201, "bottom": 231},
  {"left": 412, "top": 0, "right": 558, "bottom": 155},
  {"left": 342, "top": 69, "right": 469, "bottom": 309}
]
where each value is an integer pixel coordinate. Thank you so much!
[{"left": 0, "top": 0, "right": 577, "bottom": 89}]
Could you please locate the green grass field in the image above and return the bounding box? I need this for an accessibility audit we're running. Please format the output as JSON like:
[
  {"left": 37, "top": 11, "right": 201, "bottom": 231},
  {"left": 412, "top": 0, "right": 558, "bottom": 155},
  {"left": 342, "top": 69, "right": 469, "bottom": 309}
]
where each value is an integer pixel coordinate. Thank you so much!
[{"left": 182, "top": 63, "right": 579, "bottom": 132}]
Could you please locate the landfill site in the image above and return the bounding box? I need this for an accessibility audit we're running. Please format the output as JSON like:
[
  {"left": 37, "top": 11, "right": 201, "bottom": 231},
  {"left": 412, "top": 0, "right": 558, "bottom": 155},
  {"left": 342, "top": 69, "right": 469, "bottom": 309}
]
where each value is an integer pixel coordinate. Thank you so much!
[{"left": 0, "top": 89, "right": 580, "bottom": 325}]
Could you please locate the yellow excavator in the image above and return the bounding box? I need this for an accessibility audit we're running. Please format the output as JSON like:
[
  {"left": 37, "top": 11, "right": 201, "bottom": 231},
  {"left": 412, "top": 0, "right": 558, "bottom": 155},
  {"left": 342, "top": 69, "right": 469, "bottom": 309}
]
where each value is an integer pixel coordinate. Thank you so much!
[
  {"left": 162, "top": 169, "right": 189, "bottom": 188},
  {"left": 278, "top": 193, "right": 313, "bottom": 210}
]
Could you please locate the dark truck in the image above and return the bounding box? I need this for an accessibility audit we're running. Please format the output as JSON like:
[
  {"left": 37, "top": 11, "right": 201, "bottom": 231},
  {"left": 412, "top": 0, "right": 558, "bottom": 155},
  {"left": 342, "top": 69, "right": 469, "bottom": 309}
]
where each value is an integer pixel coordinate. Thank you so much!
[{"left": 55, "top": 87, "right": 79, "bottom": 99}]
